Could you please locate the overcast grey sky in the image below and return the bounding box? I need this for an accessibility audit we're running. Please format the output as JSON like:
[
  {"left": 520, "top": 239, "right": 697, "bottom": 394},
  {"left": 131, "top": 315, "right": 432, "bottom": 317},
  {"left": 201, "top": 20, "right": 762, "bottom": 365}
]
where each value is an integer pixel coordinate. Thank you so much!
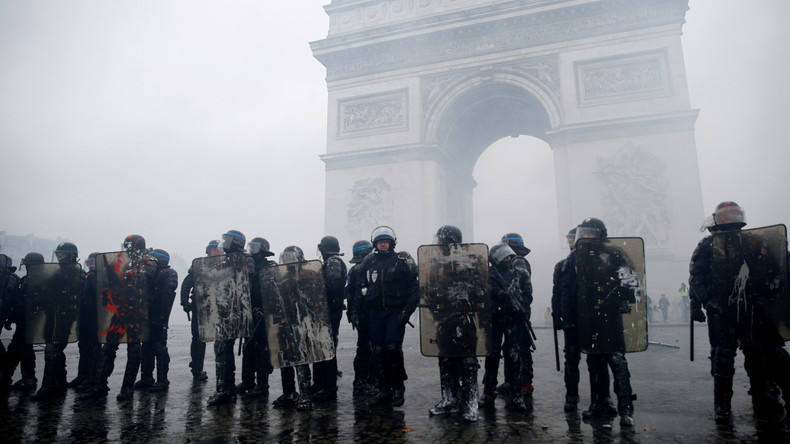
[{"left": 1, "top": 1, "right": 789, "bottom": 316}]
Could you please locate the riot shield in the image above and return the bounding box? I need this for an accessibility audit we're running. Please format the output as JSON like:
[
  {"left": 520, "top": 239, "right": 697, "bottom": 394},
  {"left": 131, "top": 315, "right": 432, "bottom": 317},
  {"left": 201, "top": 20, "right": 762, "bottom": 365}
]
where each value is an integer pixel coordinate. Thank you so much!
[
  {"left": 260, "top": 260, "right": 334, "bottom": 368},
  {"left": 576, "top": 237, "right": 648, "bottom": 353},
  {"left": 418, "top": 243, "right": 491, "bottom": 357},
  {"left": 192, "top": 254, "right": 253, "bottom": 342},
  {"left": 24, "top": 262, "right": 82, "bottom": 344},
  {"left": 95, "top": 251, "right": 150, "bottom": 343},
  {"left": 711, "top": 224, "right": 790, "bottom": 342}
]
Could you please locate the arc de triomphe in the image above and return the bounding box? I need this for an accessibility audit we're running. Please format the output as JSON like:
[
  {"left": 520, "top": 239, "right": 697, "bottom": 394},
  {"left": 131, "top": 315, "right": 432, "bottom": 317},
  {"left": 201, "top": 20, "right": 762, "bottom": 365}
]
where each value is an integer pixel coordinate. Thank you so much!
[{"left": 311, "top": 0, "right": 704, "bottom": 294}]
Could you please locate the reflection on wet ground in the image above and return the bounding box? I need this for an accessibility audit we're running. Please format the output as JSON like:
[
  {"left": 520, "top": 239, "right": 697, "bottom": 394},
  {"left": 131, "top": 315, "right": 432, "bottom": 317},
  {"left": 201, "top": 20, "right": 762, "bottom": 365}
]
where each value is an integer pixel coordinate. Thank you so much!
[{"left": 1, "top": 324, "right": 789, "bottom": 442}]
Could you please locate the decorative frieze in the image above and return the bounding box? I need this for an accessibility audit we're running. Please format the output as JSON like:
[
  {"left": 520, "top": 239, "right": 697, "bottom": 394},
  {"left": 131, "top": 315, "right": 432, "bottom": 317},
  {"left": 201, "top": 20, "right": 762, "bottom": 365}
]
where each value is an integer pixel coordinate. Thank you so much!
[
  {"left": 313, "top": 0, "right": 689, "bottom": 81},
  {"left": 576, "top": 50, "right": 670, "bottom": 106},
  {"left": 338, "top": 89, "right": 408, "bottom": 138}
]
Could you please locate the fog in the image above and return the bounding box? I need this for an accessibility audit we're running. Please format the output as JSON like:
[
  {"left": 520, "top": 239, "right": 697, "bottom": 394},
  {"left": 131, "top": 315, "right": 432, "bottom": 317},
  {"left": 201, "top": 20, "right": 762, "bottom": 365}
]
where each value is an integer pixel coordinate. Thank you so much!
[{"left": 1, "top": 1, "right": 789, "bottom": 324}]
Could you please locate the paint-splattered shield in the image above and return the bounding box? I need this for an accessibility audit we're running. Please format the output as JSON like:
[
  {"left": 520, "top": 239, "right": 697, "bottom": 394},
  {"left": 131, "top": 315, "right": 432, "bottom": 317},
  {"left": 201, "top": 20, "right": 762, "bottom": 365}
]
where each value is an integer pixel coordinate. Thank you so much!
[
  {"left": 260, "top": 260, "right": 334, "bottom": 368},
  {"left": 418, "top": 243, "right": 491, "bottom": 357},
  {"left": 576, "top": 237, "right": 648, "bottom": 354},
  {"left": 711, "top": 224, "right": 790, "bottom": 342},
  {"left": 24, "top": 262, "right": 83, "bottom": 344},
  {"left": 192, "top": 254, "right": 253, "bottom": 342},
  {"left": 95, "top": 251, "right": 150, "bottom": 344}
]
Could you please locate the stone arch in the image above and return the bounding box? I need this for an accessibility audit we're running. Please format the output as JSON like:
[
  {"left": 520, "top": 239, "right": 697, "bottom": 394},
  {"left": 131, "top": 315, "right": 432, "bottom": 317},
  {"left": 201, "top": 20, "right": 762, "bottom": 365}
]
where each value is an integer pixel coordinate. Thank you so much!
[{"left": 311, "top": 0, "right": 704, "bottom": 298}]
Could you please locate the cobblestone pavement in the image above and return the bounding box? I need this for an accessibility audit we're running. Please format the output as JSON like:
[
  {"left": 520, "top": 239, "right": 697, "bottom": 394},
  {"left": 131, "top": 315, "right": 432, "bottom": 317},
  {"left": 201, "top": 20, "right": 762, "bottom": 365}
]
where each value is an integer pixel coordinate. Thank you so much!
[{"left": 1, "top": 324, "right": 788, "bottom": 442}]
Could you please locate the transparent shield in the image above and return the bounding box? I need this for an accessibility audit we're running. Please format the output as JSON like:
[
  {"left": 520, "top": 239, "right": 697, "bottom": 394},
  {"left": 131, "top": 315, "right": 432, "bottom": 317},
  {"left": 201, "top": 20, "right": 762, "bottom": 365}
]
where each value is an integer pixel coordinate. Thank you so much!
[
  {"left": 418, "top": 243, "right": 491, "bottom": 357},
  {"left": 711, "top": 224, "right": 790, "bottom": 342},
  {"left": 576, "top": 237, "right": 648, "bottom": 353},
  {"left": 24, "top": 262, "right": 82, "bottom": 344},
  {"left": 95, "top": 251, "right": 150, "bottom": 344},
  {"left": 192, "top": 254, "right": 254, "bottom": 342},
  {"left": 260, "top": 260, "right": 334, "bottom": 368}
]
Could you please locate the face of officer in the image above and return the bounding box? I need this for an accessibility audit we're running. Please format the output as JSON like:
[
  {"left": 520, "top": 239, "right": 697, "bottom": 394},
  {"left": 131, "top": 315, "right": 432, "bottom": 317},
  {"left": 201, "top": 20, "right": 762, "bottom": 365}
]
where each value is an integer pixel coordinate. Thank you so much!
[{"left": 375, "top": 240, "right": 390, "bottom": 252}]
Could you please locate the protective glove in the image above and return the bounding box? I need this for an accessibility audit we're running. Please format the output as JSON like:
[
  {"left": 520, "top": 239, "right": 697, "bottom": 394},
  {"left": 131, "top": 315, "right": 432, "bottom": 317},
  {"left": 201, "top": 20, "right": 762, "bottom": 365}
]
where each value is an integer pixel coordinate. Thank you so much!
[
  {"left": 399, "top": 310, "right": 412, "bottom": 326},
  {"left": 253, "top": 307, "right": 264, "bottom": 322},
  {"left": 691, "top": 308, "right": 706, "bottom": 323},
  {"left": 618, "top": 299, "right": 632, "bottom": 314},
  {"left": 552, "top": 314, "right": 563, "bottom": 330},
  {"left": 347, "top": 311, "right": 358, "bottom": 330},
  {"left": 182, "top": 304, "right": 191, "bottom": 314}
]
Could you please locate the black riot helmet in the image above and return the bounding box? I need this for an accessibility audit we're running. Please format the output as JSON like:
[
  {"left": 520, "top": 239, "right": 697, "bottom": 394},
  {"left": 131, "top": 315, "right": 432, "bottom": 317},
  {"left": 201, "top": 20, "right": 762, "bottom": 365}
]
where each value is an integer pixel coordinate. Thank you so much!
[
  {"left": 148, "top": 249, "right": 170, "bottom": 267},
  {"left": 350, "top": 240, "right": 373, "bottom": 264},
  {"left": 501, "top": 232, "right": 530, "bottom": 256},
  {"left": 489, "top": 243, "right": 516, "bottom": 267},
  {"left": 565, "top": 227, "right": 577, "bottom": 250},
  {"left": 371, "top": 226, "right": 396, "bottom": 250},
  {"left": 220, "top": 230, "right": 246, "bottom": 253},
  {"left": 54, "top": 242, "right": 79, "bottom": 263},
  {"left": 709, "top": 201, "right": 747, "bottom": 232},
  {"left": 86, "top": 252, "right": 98, "bottom": 270},
  {"left": 22, "top": 252, "right": 45, "bottom": 269},
  {"left": 280, "top": 246, "right": 305, "bottom": 264},
  {"left": 435, "top": 225, "right": 463, "bottom": 245},
  {"left": 248, "top": 237, "right": 275, "bottom": 257},
  {"left": 318, "top": 236, "right": 343, "bottom": 256},
  {"left": 206, "top": 240, "right": 222, "bottom": 256},
  {"left": 123, "top": 234, "right": 146, "bottom": 253},
  {"left": 575, "top": 218, "right": 607, "bottom": 242}
]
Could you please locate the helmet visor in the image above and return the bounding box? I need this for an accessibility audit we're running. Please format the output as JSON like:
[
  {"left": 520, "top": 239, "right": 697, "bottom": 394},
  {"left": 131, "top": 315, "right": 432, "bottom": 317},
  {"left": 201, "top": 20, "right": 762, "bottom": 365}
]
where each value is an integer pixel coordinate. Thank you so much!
[
  {"left": 575, "top": 226, "right": 603, "bottom": 242},
  {"left": 490, "top": 244, "right": 516, "bottom": 265},
  {"left": 248, "top": 241, "right": 262, "bottom": 255}
]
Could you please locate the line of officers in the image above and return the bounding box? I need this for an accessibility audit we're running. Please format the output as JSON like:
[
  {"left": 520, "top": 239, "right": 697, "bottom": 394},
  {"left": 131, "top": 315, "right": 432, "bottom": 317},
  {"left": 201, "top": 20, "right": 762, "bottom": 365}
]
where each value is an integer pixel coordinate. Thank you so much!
[
  {"left": 0, "top": 201, "right": 787, "bottom": 430},
  {"left": 0, "top": 220, "right": 624, "bottom": 426}
]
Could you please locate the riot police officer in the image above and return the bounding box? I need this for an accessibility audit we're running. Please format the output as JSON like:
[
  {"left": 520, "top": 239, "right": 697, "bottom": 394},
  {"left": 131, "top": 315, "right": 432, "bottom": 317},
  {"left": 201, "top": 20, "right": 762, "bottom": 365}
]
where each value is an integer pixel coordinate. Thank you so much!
[
  {"left": 481, "top": 243, "right": 532, "bottom": 411},
  {"left": 69, "top": 252, "right": 99, "bottom": 391},
  {"left": 552, "top": 227, "right": 591, "bottom": 412},
  {"left": 237, "top": 237, "right": 276, "bottom": 398},
  {"left": 560, "top": 218, "right": 635, "bottom": 426},
  {"left": 358, "top": 226, "right": 418, "bottom": 407},
  {"left": 207, "top": 230, "right": 255, "bottom": 406},
  {"left": 428, "top": 225, "right": 482, "bottom": 422},
  {"left": 134, "top": 249, "right": 178, "bottom": 393},
  {"left": 690, "top": 201, "right": 790, "bottom": 424},
  {"left": 32, "top": 242, "right": 86, "bottom": 401},
  {"left": 181, "top": 239, "right": 222, "bottom": 382},
  {"left": 271, "top": 245, "right": 315, "bottom": 411},
  {"left": 346, "top": 240, "right": 376, "bottom": 396},
  {"left": 312, "top": 236, "right": 347, "bottom": 402},
  {"left": 500, "top": 232, "right": 535, "bottom": 396},
  {"left": 0, "top": 254, "right": 25, "bottom": 395},
  {"left": 81, "top": 234, "right": 156, "bottom": 401}
]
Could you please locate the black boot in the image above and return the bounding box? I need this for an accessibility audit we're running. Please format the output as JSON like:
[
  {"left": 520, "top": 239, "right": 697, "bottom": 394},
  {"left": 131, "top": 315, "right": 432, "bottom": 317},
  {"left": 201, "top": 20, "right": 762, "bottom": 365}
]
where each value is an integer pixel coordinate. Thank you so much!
[{"left": 429, "top": 358, "right": 458, "bottom": 416}]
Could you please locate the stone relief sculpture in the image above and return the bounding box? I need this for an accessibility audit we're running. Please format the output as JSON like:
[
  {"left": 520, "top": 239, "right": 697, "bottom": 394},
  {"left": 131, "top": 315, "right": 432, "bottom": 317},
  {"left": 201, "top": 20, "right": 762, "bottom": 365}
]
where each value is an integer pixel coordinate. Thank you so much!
[
  {"left": 346, "top": 177, "right": 394, "bottom": 240},
  {"left": 340, "top": 91, "right": 406, "bottom": 136},
  {"left": 595, "top": 145, "right": 671, "bottom": 247}
]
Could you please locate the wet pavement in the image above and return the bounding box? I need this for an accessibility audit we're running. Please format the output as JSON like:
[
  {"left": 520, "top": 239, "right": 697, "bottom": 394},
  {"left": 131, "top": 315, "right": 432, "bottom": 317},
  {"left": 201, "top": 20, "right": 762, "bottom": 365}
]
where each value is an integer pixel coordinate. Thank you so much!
[{"left": 2, "top": 323, "right": 789, "bottom": 442}]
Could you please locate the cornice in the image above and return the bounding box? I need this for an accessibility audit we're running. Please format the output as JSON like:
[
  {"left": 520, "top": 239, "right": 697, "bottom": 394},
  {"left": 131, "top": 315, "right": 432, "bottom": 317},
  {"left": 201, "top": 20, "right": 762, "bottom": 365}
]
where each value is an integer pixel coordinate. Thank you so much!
[{"left": 312, "top": 0, "right": 689, "bottom": 82}]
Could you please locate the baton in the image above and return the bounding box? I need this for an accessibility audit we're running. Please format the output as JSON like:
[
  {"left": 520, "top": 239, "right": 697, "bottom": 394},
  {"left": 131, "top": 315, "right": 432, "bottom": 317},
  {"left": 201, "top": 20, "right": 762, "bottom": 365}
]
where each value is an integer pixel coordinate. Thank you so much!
[
  {"left": 186, "top": 311, "right": 191, "bottom": 322},
  {"left": 407, "top": 320, "right": 414, "bottom": 328},
  {"left": 553, "top": 327, "right": 561, "bottom": 371},
  {"left": 648, "top": 340, "right": 680, "bottom": 349},
  {"left": 690, "top": 316, "right": 694, "bottom": 361}
]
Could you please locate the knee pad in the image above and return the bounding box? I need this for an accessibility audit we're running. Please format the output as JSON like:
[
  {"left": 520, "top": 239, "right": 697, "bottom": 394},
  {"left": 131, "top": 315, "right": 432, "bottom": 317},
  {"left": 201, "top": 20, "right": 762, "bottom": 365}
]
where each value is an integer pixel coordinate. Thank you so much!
[{"left": 711, "top": 346, "right": 736, "bottom": 378}]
